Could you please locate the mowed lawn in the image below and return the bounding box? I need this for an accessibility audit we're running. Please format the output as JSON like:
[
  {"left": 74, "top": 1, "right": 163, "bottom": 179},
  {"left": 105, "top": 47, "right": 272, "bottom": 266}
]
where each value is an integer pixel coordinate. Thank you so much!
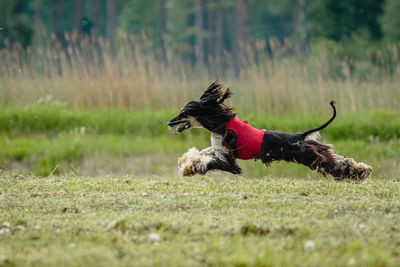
[{"left": 0, "top": 174, "right": 399, "bottom": 266}]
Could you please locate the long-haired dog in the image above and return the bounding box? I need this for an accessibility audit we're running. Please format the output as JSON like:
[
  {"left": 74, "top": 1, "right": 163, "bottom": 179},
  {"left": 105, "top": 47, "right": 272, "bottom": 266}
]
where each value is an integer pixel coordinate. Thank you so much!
[{"left": 167, "top": 81, "right": 372, "bottom": 181}]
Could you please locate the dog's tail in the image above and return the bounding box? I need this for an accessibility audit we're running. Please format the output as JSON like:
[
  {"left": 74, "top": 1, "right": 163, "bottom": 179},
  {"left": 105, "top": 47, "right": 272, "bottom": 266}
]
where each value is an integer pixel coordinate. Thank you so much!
[{"left": 300, "top": 100, "right": 336, "bottom": 139}]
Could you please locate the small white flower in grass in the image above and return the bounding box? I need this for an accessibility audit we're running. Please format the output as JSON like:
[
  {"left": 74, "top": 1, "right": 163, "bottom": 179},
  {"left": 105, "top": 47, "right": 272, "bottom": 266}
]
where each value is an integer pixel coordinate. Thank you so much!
[
  {"left": 59, "top": 189, "right": 66, "bottom": 194},
  {"left": 68, "top": 243, "right": 76, "bottom": 248},
  {"left": 200, "top": 192, "right": 205, "bottom": 196},
  {"left": 34, "top": 225, "right": 41, "bottom": 230},
  {"left": 55, "top": 229, "right": 61, "bottom": 233},
  {"left": 149, "top": 233, "right": 160, "bottom": 243},
  {"left": 359, "top": 224, "right": 366, "bottom": 230},
  {"left": 347, "top": 258, "right": 356, "bottom": 265},
  {"left": 2, "top": 222, "right": 10, "bottom": 228},
  {"left": 334, "top": 209, "right": 338, "bottom": 213},
  {"left": 15, "top": 225, "right": 25, "bottom": 231},
  {"left": 303, "top": 240, "right": 315, "bottom": 250},
  {"left": 0, "top": 229, "right": 5, "bottom": 235},
  {"left": 184, "top": 192, "right": 190, "bottom": 196},
  {"left": 142, "top": 192, "right": 148, "bottom": 197}
]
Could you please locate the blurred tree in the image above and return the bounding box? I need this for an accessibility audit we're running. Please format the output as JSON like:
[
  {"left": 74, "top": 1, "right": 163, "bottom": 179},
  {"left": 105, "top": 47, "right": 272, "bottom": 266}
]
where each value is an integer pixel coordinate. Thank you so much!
[
  {"left": 308, "top": 0, "right": 355, "bottom": 41},
  {"left": 74, "top": 0, "right": 83, "bottom": 32},
  {"left": 195, "top": 0, "right": 205, "bottom": 67},
  {"left": 118, "top": 0, "right": 157, "bottom": 41},
  {"left": 50, "top": 0, "right": 64, "bottom": 42},
  {"left": 205, "top": 0, "right": 213, "bottom": 63},
  {"left": 33, "top": 0, "right": 40, "bottom": 44},
  {"left": 308, "top": 0, "right": 384, "bottom": 41},
  {"left": 106, "top": 0, "right": 116, "bottom": 41},
  {"left": 0, "top": 0, "right": 33, "bottom": 48},
  {"left": 294, "top": 0, "right": 307, "bottom": 51},
  {"left": 214, "top": 0, "right": 223, "bottom": 64},
  {"left": 353, "top": 0, "right": 383, "bottom": 40},
  {"left": 91, "top": 0, "right": 101, "bottom": 35},
  {"left": 249, "top": 0, "right": 295, "bottom": 43},
  {"left": 233, "top": 0, "right": 249, "bottom": 76},
  {"left": 158, "top": 0, "right": 167, "bottom": 64},
  {"left": 380, "top": 0, "right": 400, "bottom": 41},
  {"left": 0, "top": 0, "right": 396, "bottom": 73}
]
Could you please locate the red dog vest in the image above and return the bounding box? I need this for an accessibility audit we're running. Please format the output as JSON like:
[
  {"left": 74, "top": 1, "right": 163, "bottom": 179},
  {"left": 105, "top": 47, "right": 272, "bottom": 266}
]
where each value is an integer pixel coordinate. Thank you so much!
[{"left": 225, "top": 118, "right": 265, "bottom": 160}]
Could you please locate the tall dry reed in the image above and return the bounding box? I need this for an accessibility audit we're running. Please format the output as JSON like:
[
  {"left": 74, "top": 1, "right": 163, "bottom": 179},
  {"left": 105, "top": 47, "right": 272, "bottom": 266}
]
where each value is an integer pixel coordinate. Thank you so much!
[{"left": 1, "top": 34, "right": 399, "bottom": 115}]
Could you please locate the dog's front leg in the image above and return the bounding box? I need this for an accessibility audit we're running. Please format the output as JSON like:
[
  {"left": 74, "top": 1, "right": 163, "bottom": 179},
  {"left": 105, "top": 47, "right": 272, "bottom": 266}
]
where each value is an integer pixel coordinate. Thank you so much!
[
  {"left": 177, "top": 147, "right": 214, "bottom": 176},
  {"left": 205, "top": 149, "right": 242, "bottom": 174},
  {"left": 178, "top": 147, "right": 241, "bottom": 176}
]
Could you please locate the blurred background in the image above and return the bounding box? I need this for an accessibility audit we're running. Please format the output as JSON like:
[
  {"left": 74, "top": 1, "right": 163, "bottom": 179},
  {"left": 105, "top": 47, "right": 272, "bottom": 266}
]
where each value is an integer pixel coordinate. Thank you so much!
[{"left": 0, "top": 0, "right": 399, "bottom": 178}]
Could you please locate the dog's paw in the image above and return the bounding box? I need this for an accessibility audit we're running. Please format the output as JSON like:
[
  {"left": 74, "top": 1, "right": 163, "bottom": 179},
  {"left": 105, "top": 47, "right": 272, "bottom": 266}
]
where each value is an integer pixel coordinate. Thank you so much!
[
  {"left": 352, "top": 162, "right": 373, "bottom": 181},
  {"left": 178, "top": 148, "right": 201, "bottom": 176},
  {"left": 331, "top": 157, "right": 373, "bottom": 182},
  {"left": 179, "top": 162, "right": 196, "bottom": 176}
]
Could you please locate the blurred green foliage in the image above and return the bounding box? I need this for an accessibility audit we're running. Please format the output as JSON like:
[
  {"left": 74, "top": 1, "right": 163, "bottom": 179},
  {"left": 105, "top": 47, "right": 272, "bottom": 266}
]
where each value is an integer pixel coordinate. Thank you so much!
[
  {"left": 1, "top": 0, "right": 399, "bottom": 62},
  {"left": 0, "top": 0, "right": 33, "bottom": 47},
  {"left": 0, "top": 106, "right": 398, "bottom": 140},
  {"left": 308, "top": 0, "right": 384, "bottom": 41},
  {"left": 380, "top": 0, "right": 400, "bottom": 41}
]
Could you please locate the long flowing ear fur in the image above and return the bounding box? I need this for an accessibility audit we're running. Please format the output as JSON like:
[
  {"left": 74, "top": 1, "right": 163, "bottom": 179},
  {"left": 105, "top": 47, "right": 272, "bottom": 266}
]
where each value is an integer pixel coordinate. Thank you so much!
[
  {"left": 218, "top": 88, "right": 232, "bottom": 104},
  {"left": 200, "top": 80, "right": 233, "bottom": 104}
]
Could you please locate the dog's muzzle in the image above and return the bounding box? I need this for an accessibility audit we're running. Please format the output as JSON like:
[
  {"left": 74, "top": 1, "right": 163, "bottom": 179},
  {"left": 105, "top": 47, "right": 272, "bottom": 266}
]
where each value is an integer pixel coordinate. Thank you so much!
[{"left": 167, "top": 120, "right": 191, "bottom": 133}]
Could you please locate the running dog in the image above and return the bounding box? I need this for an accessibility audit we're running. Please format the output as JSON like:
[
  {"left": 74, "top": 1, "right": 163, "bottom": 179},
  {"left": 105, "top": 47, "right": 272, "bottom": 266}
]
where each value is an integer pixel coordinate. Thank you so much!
[{"left": 167, "top": 81, "right": 372, "bottom": 181}]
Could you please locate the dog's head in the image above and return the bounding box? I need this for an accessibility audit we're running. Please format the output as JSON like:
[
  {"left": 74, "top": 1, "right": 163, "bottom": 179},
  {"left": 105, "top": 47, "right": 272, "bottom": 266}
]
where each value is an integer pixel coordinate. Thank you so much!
[{"left": 167, "top": 81, "right": 235, "bottom": 133}]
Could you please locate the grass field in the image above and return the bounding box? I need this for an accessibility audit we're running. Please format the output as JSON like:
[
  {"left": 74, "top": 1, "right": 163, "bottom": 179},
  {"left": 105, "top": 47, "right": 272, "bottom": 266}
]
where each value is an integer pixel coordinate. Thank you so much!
[
  {"left": 0, "top": 107, "right": 399, "bottom": 266},
  {"left": 0, "top": 106, "right": 399, "bottom": 178},
  {"left": 1, "top": 39, "right": 399, "bottom": 266},
  {"left": 0, "top": 174, "right": 399, "bottom": 266}
]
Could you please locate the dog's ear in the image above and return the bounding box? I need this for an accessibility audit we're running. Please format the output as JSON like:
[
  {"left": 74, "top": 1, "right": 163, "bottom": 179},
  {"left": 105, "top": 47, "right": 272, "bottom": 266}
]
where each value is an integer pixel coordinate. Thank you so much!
[
  {"left": 200, "top": 80, "right": 232, "bottom": 104},
  {"left": 217, "top": 87, "right": 232, "bottom": 104},
  {"left": 199, "top": 80, "right": 222, "bottom": 102}
]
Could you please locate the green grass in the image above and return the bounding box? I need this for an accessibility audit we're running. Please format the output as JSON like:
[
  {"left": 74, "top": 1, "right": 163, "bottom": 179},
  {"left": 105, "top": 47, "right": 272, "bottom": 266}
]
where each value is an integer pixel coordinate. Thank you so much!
[
  {"left": 0, "top": 107, "right": 399, "bottom": 266},
  {"left": 0, "top": 106, "right": 399, "bottom": 177},
  {"left": 0, "top": 133, "right": 398, "bottom": 178},
  {"left": 1, "top": 106, "right": 399, "bottom": 140},
  {"left": 0, "top": 174, "right": 399, "bottom": 266}
]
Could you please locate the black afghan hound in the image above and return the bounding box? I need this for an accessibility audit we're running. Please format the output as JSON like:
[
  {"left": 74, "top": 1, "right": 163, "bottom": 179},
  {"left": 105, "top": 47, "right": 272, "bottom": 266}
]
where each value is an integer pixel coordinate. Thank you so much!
[{"left": 167, "top": 81, "right": 372, "bottom": 181}]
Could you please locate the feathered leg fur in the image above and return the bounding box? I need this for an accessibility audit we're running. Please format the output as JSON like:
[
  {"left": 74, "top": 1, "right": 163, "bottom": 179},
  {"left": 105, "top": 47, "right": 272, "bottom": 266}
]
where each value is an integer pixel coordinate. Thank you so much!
[
  {"left": 257, "top": 132, "right": 373, "bottom": 181},
  {"left": 178, "top": 147, "right": 241, "bottom": 176}
]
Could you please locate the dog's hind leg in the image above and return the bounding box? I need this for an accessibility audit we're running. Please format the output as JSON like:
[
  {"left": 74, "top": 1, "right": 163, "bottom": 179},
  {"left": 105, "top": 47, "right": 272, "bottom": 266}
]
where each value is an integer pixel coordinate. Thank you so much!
[
  {"left": 291, "top": 140, "right": 373, "bottom": 181},
  {"left": 323, "top": 154, "right": 373, "bottom": 181},
  {"left": 178, "top": 147, "right": 241, "bottom": 176}
]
